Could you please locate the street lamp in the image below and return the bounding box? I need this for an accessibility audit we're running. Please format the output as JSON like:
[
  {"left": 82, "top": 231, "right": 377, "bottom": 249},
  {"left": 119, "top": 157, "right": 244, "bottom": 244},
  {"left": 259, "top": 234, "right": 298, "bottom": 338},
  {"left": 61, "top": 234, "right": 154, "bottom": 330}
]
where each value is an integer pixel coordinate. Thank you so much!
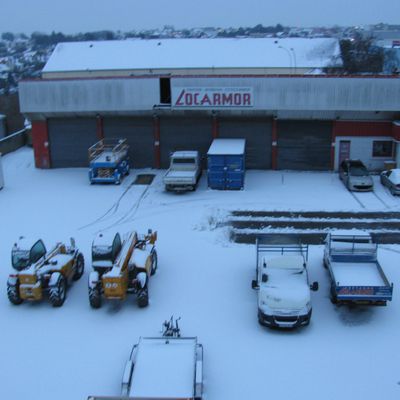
[
  {"left": 290, "top": 48, "right": 297, "bottom": 74},
  {"left": 278, "top": 45, "right": 293, "bottom": 74}
]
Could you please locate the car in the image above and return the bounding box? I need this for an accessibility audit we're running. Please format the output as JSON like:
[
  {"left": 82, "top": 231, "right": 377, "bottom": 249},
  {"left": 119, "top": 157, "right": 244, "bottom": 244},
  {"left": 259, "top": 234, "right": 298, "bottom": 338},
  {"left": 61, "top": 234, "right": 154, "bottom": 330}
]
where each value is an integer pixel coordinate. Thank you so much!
[
  {"left": 339, "top": 159, "right": 374, "bottom": 192},
  {"left": 380, "top": 168, "right": 400, "bottom": 195}
]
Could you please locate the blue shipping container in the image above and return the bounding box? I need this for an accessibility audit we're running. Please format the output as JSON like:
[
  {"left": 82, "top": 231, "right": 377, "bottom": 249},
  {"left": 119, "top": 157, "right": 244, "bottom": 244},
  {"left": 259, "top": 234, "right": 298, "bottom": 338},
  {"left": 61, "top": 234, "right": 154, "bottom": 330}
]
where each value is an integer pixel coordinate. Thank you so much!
[{"left": 207, "top": 139, "right": 246, "bottom": 190}]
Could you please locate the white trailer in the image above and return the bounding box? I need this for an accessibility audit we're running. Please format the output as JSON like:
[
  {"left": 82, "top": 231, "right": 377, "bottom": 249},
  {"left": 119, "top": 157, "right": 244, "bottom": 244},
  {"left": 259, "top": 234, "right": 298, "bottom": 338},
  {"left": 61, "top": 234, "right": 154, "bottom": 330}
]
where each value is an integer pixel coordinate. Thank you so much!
[{"left": 88, "top": 319, "right": 203, "bottom": 400}]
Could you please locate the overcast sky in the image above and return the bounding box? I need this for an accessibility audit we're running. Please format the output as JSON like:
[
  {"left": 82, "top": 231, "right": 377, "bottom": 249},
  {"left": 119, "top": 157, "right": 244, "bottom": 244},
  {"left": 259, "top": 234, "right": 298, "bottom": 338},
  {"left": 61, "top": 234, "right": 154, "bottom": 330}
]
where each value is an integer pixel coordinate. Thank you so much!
[{"left": 3, "top": 0, "right": 400, "bottom": 34}]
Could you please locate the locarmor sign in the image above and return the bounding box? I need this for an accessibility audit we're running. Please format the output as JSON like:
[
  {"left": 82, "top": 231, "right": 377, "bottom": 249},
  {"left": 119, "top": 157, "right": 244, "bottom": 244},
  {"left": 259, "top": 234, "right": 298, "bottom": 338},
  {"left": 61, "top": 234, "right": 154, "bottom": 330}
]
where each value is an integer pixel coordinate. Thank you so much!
[{"left": 172, "top": 87, "right": 253, "bottom": 108}]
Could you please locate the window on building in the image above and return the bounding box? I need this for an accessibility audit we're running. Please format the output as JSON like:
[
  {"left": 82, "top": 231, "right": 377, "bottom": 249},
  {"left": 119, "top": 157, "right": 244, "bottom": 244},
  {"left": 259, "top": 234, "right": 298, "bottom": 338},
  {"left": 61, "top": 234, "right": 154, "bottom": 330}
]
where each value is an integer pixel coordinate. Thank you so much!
[
  {"left": 160, "top": 77, "right": 171, "bottom": 104},
  {"left": 372, "top": 141, "right": 394, "bottom": 157}
]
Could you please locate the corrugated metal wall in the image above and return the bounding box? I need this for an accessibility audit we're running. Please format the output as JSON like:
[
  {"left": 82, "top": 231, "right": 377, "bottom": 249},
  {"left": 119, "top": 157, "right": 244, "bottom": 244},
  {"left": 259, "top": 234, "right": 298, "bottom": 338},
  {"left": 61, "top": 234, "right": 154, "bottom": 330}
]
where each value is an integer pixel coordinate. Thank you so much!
[
  {"left": 159, "top": 117, "right": 213, "bottom": 168},
  {"left": 277, "top": 121, "right": 332, "bottom": 170},
  {"left": 48, "top": 118, "right": 97, "bottom": 167},
  {"left": 103, "top": 117, "right": 154, "bottom": 168},
  {"left": 218, "top": 118, "right": 272, "bottom": 169}
]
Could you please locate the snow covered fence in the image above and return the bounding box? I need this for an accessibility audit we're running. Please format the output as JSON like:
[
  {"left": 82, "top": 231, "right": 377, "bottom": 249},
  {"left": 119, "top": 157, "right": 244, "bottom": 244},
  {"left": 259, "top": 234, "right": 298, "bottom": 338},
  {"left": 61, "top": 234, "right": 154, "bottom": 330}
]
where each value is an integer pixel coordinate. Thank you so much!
[{"left": 0, "top": 128, "right": 28, "bottom": 155}]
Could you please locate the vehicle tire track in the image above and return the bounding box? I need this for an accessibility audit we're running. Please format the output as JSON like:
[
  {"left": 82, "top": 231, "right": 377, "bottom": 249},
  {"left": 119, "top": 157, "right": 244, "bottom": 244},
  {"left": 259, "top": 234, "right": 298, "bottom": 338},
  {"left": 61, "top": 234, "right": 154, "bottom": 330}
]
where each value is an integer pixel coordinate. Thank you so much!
[
  {"left": 349, "top": 191, "right": 366, "bottom": 209},
  {"left": 372, "top": 191, "right": 390, "bottom": 209},
  {"left": 78, "top": 180, "right": 136, "bottom": 230}
]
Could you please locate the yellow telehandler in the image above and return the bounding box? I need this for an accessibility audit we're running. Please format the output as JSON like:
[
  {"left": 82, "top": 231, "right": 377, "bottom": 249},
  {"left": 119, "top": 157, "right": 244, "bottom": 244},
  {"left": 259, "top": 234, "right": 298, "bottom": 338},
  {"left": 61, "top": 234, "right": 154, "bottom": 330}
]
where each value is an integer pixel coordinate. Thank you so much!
[{"left": 88, "top": 229, "right": 157, "bottom": 308}]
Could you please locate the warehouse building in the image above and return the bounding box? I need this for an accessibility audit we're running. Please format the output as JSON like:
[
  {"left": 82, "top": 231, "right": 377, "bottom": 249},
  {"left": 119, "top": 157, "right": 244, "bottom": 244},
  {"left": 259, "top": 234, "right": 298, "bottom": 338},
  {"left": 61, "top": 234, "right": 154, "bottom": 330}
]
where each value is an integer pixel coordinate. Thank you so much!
[{"left": 19, "top": 38, "right": 400, "bottom": 171}]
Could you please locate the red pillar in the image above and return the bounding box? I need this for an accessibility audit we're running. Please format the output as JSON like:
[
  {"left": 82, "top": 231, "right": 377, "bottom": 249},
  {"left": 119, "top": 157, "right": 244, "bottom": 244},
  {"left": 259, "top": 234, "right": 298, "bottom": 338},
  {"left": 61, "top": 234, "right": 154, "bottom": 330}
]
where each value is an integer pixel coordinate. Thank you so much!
[
  {"left": 31, "top": 120, "right": 51, "bottom": 169},
  {"left": 96, "top": 115, "right": 104, "bottom": 140},
  {"left": 154, "top": 116, "right": 161, "bottom": 168},
  {"left": 271, "top": 118, "right": 278, "bottom": 170},
  {"left": 212, "top": 114, "right": 218, "bottom": 139},
  {"left": 331, "top": 121, "right": 337, "bottom": 170}
]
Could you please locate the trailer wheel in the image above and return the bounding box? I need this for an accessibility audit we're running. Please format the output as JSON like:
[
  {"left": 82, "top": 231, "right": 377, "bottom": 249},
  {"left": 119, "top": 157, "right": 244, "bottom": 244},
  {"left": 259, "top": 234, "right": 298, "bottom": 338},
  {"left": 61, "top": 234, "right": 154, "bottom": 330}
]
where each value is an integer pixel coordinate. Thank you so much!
[
  {"left": 49, "top": 274, "right": 67, "bottom": 307},
  {"left": 7, "top": 282, "right": 23, "bottom": 305},
  {"left": 73, "top": 253, "right": 85, "bottom": 281},
  {"left": 150, "top": 250, "right": 158, "bottom": 276},
  {"left": 89, "top": 285, "right": 102, "bottom": 309},
  {"left": 137, "top": 289, "right": 149, "bottom": 308}
]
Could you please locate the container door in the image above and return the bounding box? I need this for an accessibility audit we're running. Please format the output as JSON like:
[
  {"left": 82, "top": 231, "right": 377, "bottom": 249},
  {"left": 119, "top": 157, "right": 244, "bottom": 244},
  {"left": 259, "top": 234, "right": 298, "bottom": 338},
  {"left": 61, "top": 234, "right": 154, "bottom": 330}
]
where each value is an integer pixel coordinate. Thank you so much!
[
  {"left": 225, "top": 155, "right": 244, "bottom": 189},
  {"left": 207, "top": 155, "right": 226, "bottom": 189}
]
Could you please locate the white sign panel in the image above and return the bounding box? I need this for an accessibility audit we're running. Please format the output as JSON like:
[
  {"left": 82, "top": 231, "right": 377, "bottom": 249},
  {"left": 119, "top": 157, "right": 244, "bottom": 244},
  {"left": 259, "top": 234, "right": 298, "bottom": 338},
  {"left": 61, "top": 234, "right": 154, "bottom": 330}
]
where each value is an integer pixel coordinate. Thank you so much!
[{"left": 172, "top": 87, "right": 253, "bottom": 108}]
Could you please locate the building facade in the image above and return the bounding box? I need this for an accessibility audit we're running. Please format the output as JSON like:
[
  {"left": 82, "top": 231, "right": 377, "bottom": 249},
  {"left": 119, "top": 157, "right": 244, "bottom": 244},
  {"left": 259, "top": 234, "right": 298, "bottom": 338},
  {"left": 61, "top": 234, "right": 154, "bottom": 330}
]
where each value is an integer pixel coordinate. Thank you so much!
[{"left": 18, "top": 39, "right": 400, "bottom": 171}]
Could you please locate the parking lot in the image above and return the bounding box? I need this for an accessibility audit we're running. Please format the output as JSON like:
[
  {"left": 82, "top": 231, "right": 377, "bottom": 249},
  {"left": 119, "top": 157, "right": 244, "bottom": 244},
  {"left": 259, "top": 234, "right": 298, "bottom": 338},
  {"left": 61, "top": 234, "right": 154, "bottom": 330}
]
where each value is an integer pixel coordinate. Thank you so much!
[{"left": 1, "top": 147, "right": 400, "bottom": 400}]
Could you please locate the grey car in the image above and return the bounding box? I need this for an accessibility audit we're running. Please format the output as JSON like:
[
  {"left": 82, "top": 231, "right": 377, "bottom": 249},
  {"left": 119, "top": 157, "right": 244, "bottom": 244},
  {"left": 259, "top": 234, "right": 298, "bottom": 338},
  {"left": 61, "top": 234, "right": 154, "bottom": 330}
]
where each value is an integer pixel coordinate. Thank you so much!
[
  {"left": 380, "top": 168, "right": 400, "bottom": 195},
  {"left": 339, "top": 159, "right": 374, "bottom": 192}
]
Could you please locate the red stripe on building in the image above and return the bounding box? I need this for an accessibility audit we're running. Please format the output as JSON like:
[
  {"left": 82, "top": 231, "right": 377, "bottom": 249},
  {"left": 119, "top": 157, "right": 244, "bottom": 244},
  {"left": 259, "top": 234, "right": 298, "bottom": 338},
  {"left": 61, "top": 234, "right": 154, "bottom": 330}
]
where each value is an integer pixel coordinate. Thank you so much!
[{"left": 332, "top": 121, "right": 393, "bottom": 138}]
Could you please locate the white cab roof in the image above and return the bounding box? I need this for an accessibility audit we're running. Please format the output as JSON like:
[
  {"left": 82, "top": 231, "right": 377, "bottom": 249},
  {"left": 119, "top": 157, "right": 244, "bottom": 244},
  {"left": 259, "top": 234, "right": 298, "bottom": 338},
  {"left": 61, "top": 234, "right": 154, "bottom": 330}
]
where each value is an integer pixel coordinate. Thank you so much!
[
  {"left": 207, "top": 139, "right": 246, "bottom": 155},
  {"left": 129, "top": 337, "right": 197, "bottom": 398},
  {"left": 172, "top": 151, "right": 198, "bottom": 158}
]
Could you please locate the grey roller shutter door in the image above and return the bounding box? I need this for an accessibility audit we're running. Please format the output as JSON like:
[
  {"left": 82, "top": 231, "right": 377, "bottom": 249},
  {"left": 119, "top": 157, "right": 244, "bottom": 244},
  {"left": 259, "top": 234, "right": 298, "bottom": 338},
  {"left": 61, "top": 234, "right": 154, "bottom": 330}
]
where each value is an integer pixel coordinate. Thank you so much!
[
  {"left": 160, "top": 117, "right": 213, "bottom": 168},
  {"left": 277, "top": 121, "right": 332, "bottom": 170},
  {"left": 218, "top": 118, "right": 272, "bottom": 169},
  {"left": 103, "top": 118, "right": 154, "bottom": 168},
  {"left": 48, "top": 118, "right": 97, "bottom": 168}
]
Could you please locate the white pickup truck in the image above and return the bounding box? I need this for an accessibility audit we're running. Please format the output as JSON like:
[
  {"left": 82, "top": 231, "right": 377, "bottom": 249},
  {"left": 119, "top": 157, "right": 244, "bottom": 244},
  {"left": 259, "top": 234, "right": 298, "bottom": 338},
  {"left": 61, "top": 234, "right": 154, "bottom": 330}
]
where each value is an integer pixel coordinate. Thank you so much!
[
  {"left": 163, "top": 151, "right": 202, "bottom": 192},
  {"left": 252, "top": 236, "right": 318, "bottom": 329}
]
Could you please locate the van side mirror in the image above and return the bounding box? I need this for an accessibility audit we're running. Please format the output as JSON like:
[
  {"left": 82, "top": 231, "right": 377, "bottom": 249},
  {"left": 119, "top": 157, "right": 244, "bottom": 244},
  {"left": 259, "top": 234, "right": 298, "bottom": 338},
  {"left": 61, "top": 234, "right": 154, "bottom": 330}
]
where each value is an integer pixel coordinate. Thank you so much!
[
  {"left": 310, "top": 281, "right": 319, "bottom": 291},
  {"left": 251, "top": 280, "right": 259, "bottom": 290}
]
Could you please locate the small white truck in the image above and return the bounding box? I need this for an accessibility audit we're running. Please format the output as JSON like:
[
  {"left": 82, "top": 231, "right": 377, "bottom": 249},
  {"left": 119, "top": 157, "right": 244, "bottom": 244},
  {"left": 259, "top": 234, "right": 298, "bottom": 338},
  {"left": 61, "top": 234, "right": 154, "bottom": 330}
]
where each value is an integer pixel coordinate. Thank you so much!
[
  {"left": 252, "top": 236, "right": 318, "bottom": 329},
  {"left": 163, "top": 151, "right": 201, "bottom": 192},
  {"left": 88, "top": 318, "right": 204, "bottom": 400}
]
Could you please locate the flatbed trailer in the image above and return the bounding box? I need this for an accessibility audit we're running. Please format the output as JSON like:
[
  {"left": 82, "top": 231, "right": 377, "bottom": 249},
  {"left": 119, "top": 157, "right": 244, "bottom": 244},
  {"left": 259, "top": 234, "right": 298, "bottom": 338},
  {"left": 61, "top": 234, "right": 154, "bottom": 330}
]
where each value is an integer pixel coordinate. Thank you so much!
[
  {"left": 89, "top": 138, "right": 129, "bottom": 184},
  {"left": 88, "top": 319, "right": 203, "bottom": 400},
  {"left": 324, "top": 233, "right": 393, "bottom": 305}
]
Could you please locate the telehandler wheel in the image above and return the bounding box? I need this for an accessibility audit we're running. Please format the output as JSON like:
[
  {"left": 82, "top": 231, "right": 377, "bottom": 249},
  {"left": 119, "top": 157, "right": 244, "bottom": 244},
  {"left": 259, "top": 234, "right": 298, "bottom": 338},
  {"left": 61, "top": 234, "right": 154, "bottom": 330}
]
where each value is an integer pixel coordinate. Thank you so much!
[
  {"left": 73, "top": 253, "right": 85, "bottom": 281},
  {"left": 150, "top": 250, "right": 158, "bottom": 276},
  {"left": 89, "top": 285, "right": 102, "bottom": 309},
  {"left": 7, "top": 282, "right": 23, "bottom": 305},
  {"left": 49, "top": 274, "right": 67, "bottom": 307},
  {"left": 137, "top": 290, "right": 149, "bottom": 308}
]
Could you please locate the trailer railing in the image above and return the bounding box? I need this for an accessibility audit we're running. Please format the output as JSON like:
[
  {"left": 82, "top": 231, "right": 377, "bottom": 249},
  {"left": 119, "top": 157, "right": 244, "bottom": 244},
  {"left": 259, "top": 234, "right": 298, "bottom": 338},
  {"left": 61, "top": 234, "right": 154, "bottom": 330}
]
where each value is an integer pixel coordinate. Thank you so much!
[{"left": 88, "top": 138, "right": 128, "bottom": 162}]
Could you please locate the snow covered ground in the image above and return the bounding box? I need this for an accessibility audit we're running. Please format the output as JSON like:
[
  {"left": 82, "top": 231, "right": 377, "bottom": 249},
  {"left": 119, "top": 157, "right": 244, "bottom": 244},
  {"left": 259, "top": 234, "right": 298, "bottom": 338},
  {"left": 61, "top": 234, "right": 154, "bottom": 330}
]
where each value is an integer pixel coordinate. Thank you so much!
[{"left": 1, "top": 147, "right": 400, "bottom": 400}]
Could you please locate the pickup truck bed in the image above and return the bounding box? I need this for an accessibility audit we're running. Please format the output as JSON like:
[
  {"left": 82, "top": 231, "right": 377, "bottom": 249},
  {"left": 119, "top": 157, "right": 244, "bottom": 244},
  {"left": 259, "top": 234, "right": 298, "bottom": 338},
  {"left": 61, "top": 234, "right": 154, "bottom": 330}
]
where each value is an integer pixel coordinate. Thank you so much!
[{"left": 324, "top": 234, "right": 393, "bottom": 305}]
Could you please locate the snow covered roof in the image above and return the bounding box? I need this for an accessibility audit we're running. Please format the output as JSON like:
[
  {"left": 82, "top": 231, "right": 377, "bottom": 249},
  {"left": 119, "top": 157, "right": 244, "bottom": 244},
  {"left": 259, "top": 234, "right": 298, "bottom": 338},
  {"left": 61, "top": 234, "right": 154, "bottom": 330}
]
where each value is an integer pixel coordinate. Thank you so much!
[
  {"left": 129, "top": 337, "right": 197, "bottom": 398},
  {"left": 208, "top": 139, "right": 246, "bottom": 155},
  {"left": 43, "top": 38, "right": 341, "bottom": 73}
]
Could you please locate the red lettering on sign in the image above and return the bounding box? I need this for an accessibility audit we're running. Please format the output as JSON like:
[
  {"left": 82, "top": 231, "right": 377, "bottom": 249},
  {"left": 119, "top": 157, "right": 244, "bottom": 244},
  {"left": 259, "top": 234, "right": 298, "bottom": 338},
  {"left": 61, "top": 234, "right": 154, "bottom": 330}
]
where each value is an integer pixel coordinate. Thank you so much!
[
  {"left": 201, "top": 94, "right": 211, "bottom": 106},
  {"left": 222, "top": 93, "right": 232, "bottom": 105},
  {"left": 243, "top": 93, "right": 251, "bottom": 105},
  {"left": 185, "top": 93, "right": 193, "bottom": 105},
  {"left": 213, "top": 93, "right": 221, "bottom": 105},
  {"left": 234, "top": 93, "right": 241, "bottom": 105},
  {"left": 175, "top": 90, "right": 185, "bottom": 106},
  {"left": 194, "top": 93, "right": 199, "bottom": 105}
]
